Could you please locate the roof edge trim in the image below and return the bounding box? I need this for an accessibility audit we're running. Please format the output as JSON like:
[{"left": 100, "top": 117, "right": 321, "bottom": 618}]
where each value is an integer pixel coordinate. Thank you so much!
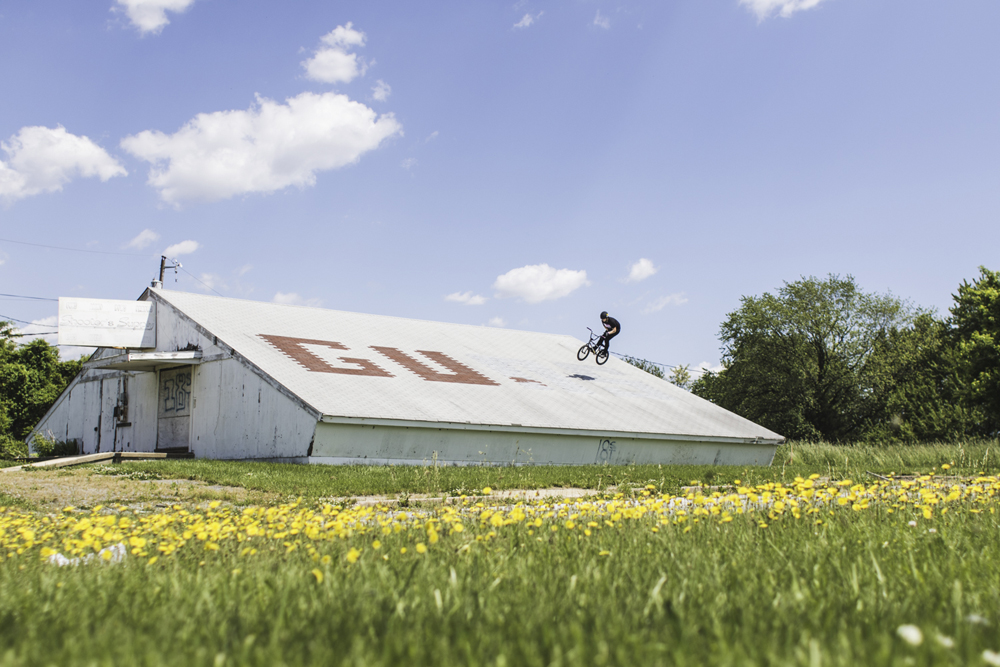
[
  {"left": 147, "top": 291, "right": 323, "bottom": 422},
  {"left": 319, "top": 415, "right": 783, "bottom": 446}
]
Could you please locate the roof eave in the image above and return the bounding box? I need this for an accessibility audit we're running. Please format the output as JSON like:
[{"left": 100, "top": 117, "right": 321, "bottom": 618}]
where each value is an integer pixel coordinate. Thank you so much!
[{"left": 318, "top": 414, "right": 784, "bottom": 446}]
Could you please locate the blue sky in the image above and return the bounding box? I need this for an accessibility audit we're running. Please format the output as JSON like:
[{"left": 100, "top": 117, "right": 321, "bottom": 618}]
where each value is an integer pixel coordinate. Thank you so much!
[{"left": 2, "top": 0, "right": 998, "bottom": 371}]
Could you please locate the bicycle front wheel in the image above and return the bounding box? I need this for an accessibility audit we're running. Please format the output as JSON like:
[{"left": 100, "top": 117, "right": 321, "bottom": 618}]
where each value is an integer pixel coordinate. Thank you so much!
[
  {"left": 577, "top": 345, "right": 590, "bottom": 361},
  {"left": 596, "top": 349, "right": 609, "bottom": 365}
]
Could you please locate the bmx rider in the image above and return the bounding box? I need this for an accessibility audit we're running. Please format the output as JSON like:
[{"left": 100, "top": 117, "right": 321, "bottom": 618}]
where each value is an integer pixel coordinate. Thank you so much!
[{"left": 599, "top": 311, "right": 620, "bottom": 353}]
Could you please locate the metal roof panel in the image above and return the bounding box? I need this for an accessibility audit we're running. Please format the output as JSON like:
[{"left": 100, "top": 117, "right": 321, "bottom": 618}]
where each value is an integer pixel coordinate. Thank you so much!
[{"left": 152, "top": 289, "right": 783, "bottom": 443}]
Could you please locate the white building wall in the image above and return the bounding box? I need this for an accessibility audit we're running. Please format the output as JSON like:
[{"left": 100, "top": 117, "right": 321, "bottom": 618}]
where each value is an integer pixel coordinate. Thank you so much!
[
  {"left": 190, "top": 357, "right": 317, "bottom": 460},
  {"left": 310, "top": 422, "right": 777, "bottom": 467}
]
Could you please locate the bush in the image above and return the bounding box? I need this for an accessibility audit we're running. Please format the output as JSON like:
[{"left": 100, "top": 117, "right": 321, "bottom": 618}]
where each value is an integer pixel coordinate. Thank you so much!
[
  {"left": 0, "top": 433, "right": 27, "bottom": 459},
  {"left": 30, "top": 433, "right": 78, "bottom": 457}
]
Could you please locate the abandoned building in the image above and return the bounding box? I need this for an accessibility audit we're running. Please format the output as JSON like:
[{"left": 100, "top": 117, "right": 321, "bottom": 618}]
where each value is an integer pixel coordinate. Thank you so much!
[{"left": 28, "top": 288, "right": 783, "bottom": 465}]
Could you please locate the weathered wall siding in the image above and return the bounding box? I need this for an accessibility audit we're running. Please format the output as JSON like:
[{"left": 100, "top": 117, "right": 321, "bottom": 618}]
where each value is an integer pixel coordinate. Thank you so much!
[
  {"left": 190, "top": 359, "right": 316, "bottom": 459},
  {"left": 112, "top": 372, "right": 158, "bottom": 452},
  {"left": 151, "top": 300, "right": 227, "bottom": 358},
  {"left": 311, "top": 423, "right": 777, "bottom": 467}
]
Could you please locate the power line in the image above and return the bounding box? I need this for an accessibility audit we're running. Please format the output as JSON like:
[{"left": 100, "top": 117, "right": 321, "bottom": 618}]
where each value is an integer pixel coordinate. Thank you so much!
[
  {"left": 0, "top": 293, "right": 58, "bottom": 302},
  {"left": 17, "top": 332, "right": 58, "bottom": 336},
  {"left": 1, "top": 238, "right": 226, "bottom": 297},
  {"left": 612, "top": 352, "right": 716, "bottom": 376},
  {"left": 177, "top": 266, "right": 225, "bottom": 297},
  {"left": 0, "top": 314, "right": 44, "bottom": 325},
  {"left": 0, "top": 237, "right": 149, "bottom": 257}
]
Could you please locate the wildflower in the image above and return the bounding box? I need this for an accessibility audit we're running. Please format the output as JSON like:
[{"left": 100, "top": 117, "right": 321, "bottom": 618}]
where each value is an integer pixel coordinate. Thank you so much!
[
  {"left": 416, "top": 543, "right": 427, "bottom": 554},
  {"left": 935, "top": 634, "right": 954, "bottom": 648},
  {"left": 598, "top": 550, "right": 611, "bottom": 557},
  {"left": 372, "top": 540, "right": 382, "bottom": 550},
  {"left": 311, "top": 569, "right": 324, "bottom": 583},
  {"left": 983, "top": 651, "right": 1000, "bottom": 667},
  {"left": 908, "top": 521, "right": 918, "bottom": 527},
  {"left": 482, "top": 487, "right": 493, "bottom": 495},
  {"left": 400, "top": 547, "right": 407, "bottom": 555},
  {"left": 897, "top": 625, "right": 923, "bottom": 646},
  {"left": 345, "top": 547, "right": 361, "bottom": 564}
]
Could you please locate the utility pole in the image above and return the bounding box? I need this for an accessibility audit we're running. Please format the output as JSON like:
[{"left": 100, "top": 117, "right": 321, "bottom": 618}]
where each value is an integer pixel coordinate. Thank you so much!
[{"left": 152, "top": 255, "right": 182, "bottom": 288}]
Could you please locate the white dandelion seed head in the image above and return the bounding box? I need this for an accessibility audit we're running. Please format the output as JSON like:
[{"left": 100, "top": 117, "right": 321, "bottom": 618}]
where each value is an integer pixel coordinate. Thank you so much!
[{"left": 897, "top": 624, "right": 923, "bottom": 646}]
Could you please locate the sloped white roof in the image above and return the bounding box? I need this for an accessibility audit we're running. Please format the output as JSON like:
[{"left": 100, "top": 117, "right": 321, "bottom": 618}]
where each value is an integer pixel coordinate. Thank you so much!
[{"left": 152, "top": 289, "right": 782, "bottom": 443}]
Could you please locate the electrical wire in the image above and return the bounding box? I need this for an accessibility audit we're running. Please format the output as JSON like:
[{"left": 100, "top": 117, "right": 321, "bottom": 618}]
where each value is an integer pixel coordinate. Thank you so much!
[
  {"left": 177, "top": 266, "right": 225, "bottom": 297},
  {"left": 0, "top": 293, "right": 58, "bottom": 302},
  {"left": 0, "top": 314, "right": 43, "bottom": 325},
  {"left": 611, "top": 351, "right": 715, "bottom": 376},
  {"left": 0, "top": 237, "right": 149, "bottom": 257},
  {"left": 2, "top": 237, "right": 226, "bottom": 296}
]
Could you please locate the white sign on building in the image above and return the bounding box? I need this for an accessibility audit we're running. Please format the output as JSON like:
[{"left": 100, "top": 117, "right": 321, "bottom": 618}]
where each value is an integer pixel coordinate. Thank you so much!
[{"left": 58, "top": 298, "right": 156, "bottom": 348}]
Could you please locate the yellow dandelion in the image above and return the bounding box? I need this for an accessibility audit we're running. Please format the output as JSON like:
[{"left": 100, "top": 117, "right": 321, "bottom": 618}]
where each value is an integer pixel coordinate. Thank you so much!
[
  {"left": 372, "top": 540, "right": 382, "bottom": 550},
  {"left": 482, "top": 487, "right": 493, "bottom": 495},
  {"left": 148, "top": 556, "right": 159, "bottom": 565},
  {"left": 311, "top": 569, "right": 324, "bottom": 583},
  {"left": 346, "top": 547, "right": 362, "bottom": 564},
  {"left": 416, "top": 543, "right": 428, "bottom": 554},
  {"left": 321, "top": 555, "right": 332, "bottom": 565}
]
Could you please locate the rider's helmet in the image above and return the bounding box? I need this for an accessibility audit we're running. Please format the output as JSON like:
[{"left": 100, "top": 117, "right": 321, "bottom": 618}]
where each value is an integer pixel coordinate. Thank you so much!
[{"left": 600, "top": 311, "right": 608, "bottom": 320}]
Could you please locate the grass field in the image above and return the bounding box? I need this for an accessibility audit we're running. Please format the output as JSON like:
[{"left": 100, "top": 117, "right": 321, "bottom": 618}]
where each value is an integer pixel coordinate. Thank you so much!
[{"left": 1, "top": 440, "right": 999, "bottom": 666}]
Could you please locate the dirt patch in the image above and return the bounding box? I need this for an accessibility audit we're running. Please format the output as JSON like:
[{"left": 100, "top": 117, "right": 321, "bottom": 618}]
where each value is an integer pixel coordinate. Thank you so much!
[{"left": 0, "top": 467, "right": 277, "bottom": 512}]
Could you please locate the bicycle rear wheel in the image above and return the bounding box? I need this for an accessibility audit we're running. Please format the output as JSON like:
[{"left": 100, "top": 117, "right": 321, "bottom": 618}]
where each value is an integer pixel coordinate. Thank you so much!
[
  {"left": 596, "top": 349, "right": 609, "bottom": 365},
  {"left": 577, "top": 345, "right": 590, "bottom": 361}
]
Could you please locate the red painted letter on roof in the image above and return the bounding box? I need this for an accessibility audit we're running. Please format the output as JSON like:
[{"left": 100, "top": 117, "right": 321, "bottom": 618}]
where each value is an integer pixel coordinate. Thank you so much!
[
  {"left": 371, "top": 347, "right": 499, "bottom": 386},
  {"left": 260, "top": 335, "right": 394, "bottom": 377}
]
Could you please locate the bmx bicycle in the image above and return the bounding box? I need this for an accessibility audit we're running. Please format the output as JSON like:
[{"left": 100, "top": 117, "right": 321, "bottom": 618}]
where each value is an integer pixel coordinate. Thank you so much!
[{"left": 577, "top": 327, "right": 610, "bottom": 365}]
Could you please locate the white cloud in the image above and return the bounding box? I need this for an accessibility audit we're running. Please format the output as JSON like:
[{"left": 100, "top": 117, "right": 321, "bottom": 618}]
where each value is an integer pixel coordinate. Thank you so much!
[
  {"left": 302, "top": 23, "right": 367, "bottom": 84},
  {"left": 695, "top": 360, "right": 724, "bottom": 375},
  {"left": 643, "top": 293, "right": 688, "bottom": 314},
  {"left": 593, "top": 10, "right": 611, "bottom": 29},
  {"left": 626, "top": 258, "right": 657, "bottom": 283},
  {"left": 163, "top": 239, "right": 199, "bottom": 257},
  {"left": 115, "top": 0, "right": 196, "bottom": 35},
  {"left": 493, "top": 264, "right": 589, "bottom": 304},
  {"left": 0, "top": 125, "right": 126, "bottom": 203},
  {"left": 487, "top": 317, "right": 506, "bottom": 327},
  {"left": 425, "top": 131, "right": 439, "bottom": 143},
  {"left": 445, "top": 291, "right": 487, "bottom": 306},
  {"left": 273, "top": 292, "right": 322, "bottom": 307},
  {"left": 514, "top": 12, "right": 542, "bottom": 29},
  {"left": 739, "top": 0, "right": 829, "bottom": 20},
  {"left": 372, "top": 80, "right": 391, "bottom": 102},
  {"left": 401, "top": 157, "right": 417, "bottom": 170},
  {"left": 126, "top": 228, "right": 160, "bottom": 250},
  {"left": 121, "top": 92, "right": 402, "bottom": 204}
]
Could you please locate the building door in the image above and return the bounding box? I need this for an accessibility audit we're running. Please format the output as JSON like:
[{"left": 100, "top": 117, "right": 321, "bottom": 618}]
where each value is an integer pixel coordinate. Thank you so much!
[{"left": 157, "top": 366, "right": 193, "bottom": 451}]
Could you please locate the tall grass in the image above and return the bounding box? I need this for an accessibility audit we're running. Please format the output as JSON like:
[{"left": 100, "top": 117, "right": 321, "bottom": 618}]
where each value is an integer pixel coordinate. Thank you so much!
[
  {"left": 0, "top": 504, "right": 997, "bottom": 666},
  {"left": 91, "top": 440, "right": 1000, "bottom": 501}
]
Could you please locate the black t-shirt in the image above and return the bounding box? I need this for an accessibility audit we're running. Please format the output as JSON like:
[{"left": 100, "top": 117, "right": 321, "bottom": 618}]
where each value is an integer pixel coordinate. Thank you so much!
[{"left": 602, "top": 316, "right": 620, "bottom": 335}]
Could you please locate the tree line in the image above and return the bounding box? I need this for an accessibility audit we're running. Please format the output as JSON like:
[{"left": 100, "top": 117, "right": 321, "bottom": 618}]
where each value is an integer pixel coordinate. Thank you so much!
[
  {"left": 686, "top": 267, "right": 999, "bottom": 443},
  {"left": 2, "top": 268, "right": 997, "bottom": 455},
  {"left": 0, "top": 322, "right": 82, "bottom": 457}
]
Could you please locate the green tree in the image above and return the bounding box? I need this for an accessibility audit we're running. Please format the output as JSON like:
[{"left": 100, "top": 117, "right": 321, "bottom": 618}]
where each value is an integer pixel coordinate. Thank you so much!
[
  {"left": 950, "top": 266, "right": 1000, "bottom": 436},
  {"left": 623, "top": 356, "right": 665, "bottom": 380},
  {"left": 668, "top": 364, "right": 692, "bottom": 390},
  {"left": 691, "top": 275, "right": 916, "bottom": 441},
  {"left": 0, "top": 322, "right": 83, "bottom": 456},
  {"left": 866, "top": 313, "right": 972, "bottom": 442}
]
